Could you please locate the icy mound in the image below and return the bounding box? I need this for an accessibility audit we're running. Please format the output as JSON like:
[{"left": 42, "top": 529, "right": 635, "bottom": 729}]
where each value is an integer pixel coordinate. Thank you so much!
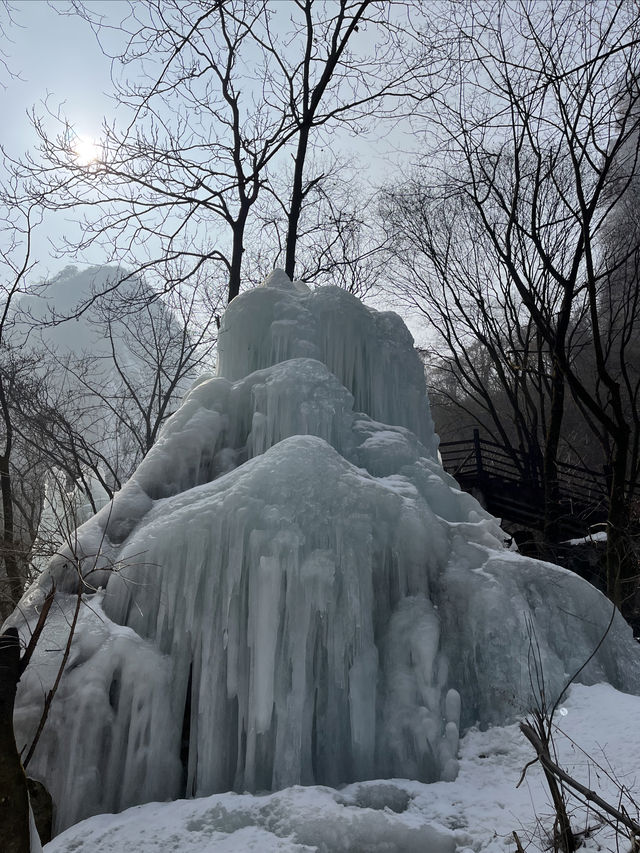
[
  {"left": 217, "top": 272, "right": 437, "bottom": 453},
  {"left": 8, "top": 271, "right": 640, "bottom": 834}
]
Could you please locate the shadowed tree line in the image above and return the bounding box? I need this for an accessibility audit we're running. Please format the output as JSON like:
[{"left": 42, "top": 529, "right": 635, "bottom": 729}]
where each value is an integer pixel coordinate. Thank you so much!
[{"left": 380, "top": 0, "right": 640, "bottom": 620}]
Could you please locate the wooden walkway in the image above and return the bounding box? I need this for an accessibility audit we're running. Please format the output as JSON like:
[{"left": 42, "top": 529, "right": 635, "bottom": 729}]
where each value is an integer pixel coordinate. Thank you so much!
[{"left": 439, "top": 430, "right": 610, "bottom": 538}]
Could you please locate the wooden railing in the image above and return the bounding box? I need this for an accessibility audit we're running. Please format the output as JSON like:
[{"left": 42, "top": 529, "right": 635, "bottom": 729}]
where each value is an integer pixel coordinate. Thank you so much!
[{"left": 439, "top": 429, "right": 616, "bottom": 536}]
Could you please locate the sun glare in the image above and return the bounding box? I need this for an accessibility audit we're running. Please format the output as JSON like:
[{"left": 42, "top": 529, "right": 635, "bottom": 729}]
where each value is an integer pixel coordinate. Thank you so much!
[{"left": 74, "top": 136, "right": 101, "bottom": 166}]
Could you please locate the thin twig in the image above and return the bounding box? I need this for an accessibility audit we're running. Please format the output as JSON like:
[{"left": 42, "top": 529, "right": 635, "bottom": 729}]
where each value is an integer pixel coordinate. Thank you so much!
[
  {"left": 22, "top": 583, "right": 82, "bottom": 770},
  {"left": 18, "top": 584, "right": 55, "bottom": 677},
  {"left": 520, "top": 721, "right": 640, "bottom": 838}
]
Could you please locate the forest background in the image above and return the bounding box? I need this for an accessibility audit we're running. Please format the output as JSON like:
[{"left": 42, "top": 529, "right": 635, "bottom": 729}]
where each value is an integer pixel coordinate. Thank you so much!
[{"left": 0, "top": 0, "right": 639, "bottom": 628}]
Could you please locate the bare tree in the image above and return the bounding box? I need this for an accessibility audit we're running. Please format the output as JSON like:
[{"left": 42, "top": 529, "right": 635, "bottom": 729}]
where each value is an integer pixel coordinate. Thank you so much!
[
  {"left": 391, "top": 0, "right": 640, "bottom": 613},
  {"left": 6, "top": 265, "right": 218, "bottom": 563},
  {"left": 0, "top": 144, "right": 60, "bottom": 852},
  {"left": 0, "top": 151, "right": 50, "bottom": 620},
  {"left": 253, "top": 158, "right": 387, "bottom": 296},
  {"left": 25, "top": 0, "right": 421, "bottom": 304},
  {"left": 380, "top": 161, "right": 593, "bottom": 543},
  {"left": 239, "top": 0, "right": 412, "bottom": 279},
  {"left": 381, "top": 184, "right": 556, "bottom": 467}
]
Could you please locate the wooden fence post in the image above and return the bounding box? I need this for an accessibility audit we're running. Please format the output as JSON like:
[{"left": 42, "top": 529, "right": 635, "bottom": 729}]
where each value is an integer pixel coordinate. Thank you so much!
[{"left": 473, "top": 429, "right": 483, "bottom": 477}]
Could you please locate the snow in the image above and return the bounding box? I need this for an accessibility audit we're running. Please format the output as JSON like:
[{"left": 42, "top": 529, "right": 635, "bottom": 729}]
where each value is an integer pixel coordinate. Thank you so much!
[
  {"left": 564, "top": 531, "right": 608, "bottom": 545},
  {"left": 5, "top": 269, "right": 640, "bottom": 844},
  {"left": 43, "top": 682, "right": 640, "bottom": 853}
]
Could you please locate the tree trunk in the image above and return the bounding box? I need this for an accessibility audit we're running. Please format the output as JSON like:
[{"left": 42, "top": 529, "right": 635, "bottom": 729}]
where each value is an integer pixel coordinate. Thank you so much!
[
  {"left": 0, "top": 453, "right": 23, "bottom": 625},
  {"left": 542, "top": 358, "right": 565, "bottom": 546},
  {"left": 0, "top": 627, "right": 30, "bottom": 853},
  {"left": 227, "top": 208, "right": 249, "bottom": 304},
  {"left": 606, "top": 428, "right": 633, "bottom": 619},
  {"left": 285, "top": 124, "right": 311, "bottom": 281}
]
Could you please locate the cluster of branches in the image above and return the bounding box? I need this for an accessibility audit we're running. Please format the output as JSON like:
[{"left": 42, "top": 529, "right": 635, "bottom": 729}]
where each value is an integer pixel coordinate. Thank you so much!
[
  {"left": 381, "top": 0, "right": 640, "bottom": 617},
  {"left": 0, "top": 0, "right": 438, "bottom": 622},
  {"left": 16, "top": 0, "right": 439, "bottom": 307},
  {"left": 0, "top": 164, "right": 218, "bottom": 624},
  {"left": 515, "top": 615, "right": 640, "bottom": 853}
]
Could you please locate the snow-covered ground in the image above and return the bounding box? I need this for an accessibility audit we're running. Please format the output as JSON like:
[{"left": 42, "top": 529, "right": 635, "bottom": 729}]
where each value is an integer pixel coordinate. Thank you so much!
[{"left": 45, "top": 682, "right": 640, "bottom": 853}]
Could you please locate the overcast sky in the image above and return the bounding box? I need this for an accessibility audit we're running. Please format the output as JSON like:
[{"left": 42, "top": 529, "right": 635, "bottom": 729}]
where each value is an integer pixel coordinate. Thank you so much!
[
  {"left": 0, "top": 1, "right": 422, "bottom": 342},
  {"left": 1, "top": 2, "right": 122, "bottom": 275},
  {"left": 1, "top": 2, "right": 118, "bottom": 154}
]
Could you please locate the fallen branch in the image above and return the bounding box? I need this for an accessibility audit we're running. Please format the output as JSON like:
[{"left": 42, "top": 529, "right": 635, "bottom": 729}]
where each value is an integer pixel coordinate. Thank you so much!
[{"left": 520, "top": 720, "right": 640, "bottom": 838}]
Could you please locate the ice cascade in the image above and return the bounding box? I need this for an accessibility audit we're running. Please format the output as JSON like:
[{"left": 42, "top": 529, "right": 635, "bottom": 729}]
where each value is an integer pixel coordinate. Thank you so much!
[{"left": 7, "top": 270, "right": 640, "bottom": 833}]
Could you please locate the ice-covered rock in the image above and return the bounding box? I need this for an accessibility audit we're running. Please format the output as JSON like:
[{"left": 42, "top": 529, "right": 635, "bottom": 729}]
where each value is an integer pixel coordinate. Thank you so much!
[{"left": 7, "top": 271, "right": 640, "bottom": 834}]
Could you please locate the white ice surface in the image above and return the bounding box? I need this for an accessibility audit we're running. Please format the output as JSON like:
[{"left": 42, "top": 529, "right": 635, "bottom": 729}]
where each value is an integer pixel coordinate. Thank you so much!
[{"left": 44, "top": 682, "right": 640, "bottom": 853}]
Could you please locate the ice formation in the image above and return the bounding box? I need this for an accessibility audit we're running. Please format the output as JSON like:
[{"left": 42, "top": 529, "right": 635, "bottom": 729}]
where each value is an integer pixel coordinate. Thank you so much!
[
  {"left": 42, "top": 683, "right": 640, "bottom": 853},
  {"left": 7, "top": 269, "right": 640, "bottom": 834}
]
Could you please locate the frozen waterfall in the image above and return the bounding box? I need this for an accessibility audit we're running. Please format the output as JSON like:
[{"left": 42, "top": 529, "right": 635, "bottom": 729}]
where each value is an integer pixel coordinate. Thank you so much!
[{"left": 7, "top": 270, "right": 640, "bottom": 833}]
